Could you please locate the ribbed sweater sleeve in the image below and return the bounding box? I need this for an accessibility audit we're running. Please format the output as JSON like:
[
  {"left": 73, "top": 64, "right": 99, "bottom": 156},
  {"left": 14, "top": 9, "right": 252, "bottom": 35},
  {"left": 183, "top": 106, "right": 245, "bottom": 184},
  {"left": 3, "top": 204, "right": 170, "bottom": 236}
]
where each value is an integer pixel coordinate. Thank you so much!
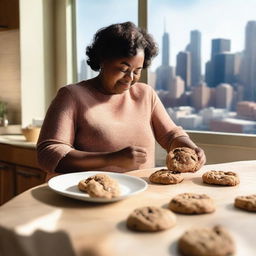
[
  {"left": 150, "top": 89, "right": 189, "bottom": 151},
  {"left": 36, "top": 87, "right": 76, "bottom": 171}
]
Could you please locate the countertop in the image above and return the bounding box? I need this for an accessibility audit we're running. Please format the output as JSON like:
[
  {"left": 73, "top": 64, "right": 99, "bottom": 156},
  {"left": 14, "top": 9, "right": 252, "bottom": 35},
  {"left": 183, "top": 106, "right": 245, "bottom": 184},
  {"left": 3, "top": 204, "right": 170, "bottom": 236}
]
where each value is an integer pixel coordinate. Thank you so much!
[
  {"left": 0, "top": 134, "right": 36, "bottom": 148},
  {"left": 0, "top": 125, "right": 37, "bottom": 148},
  {"left": 0, "top": 160, "right": 255, "bottom": 256}
]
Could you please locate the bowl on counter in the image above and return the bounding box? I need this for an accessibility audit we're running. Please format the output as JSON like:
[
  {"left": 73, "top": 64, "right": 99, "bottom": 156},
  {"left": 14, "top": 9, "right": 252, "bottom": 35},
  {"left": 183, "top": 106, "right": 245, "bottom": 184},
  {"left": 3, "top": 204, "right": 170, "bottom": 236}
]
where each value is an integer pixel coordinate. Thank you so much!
[{"left": 21, "top": 126, "right": 41, "bottom": 142}]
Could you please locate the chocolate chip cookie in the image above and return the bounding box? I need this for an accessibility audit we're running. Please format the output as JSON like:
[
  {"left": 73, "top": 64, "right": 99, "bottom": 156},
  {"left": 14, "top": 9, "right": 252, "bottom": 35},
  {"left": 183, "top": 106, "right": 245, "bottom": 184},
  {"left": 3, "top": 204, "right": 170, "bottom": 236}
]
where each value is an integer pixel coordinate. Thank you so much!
[
  {"left": 78, "top": 174, "right": 120, "bottom": 199},
  {"left": 178, "top": 225, "right": 235, "bottom": 256},
  {"left": 234, "top": 194, "right": 256, "bottom": 212},
  {"left": 166, "top": 147, "right": 199, "bottom": 173},
  {"left": 126, "top": 206, "right": 176, "bottom": 232},
  {"left": 149, "top": 169, "right": 184, "bottom": 185},
  {"left": 202, "top": 170, "right": 240, "bottom": 186},
  {"left": 169, "top": 193, "right": 215, "bottom": 214}
]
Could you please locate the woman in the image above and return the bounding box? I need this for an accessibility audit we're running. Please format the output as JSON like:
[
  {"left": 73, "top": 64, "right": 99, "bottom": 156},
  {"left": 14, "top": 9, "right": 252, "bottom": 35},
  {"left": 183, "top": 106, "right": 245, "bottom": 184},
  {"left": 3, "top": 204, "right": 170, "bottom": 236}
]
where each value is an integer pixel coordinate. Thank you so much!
[{"left": 37, "top": 21, "right": 206, "bottom": 173}]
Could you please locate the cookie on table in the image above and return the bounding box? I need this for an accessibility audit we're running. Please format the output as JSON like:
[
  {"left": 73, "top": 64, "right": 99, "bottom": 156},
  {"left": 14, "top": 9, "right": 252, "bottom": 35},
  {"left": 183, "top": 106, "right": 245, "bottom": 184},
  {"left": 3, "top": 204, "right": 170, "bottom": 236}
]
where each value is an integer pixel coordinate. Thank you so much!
[
  {"left": 202, "top": 170, "right": 240, "bottom": 186},
  {"left": 78, "top": 174, "right": 120, "bottom": 199},
  {"left": 126, "top": 206, "right": 176, "bottom": 232},
  {"left": 149, "top": 169, "right": 184, "bottom": 185},
  {"left": 234, "top": 194, "right": 256, "bottom": 212},
  {"left": 178, "top": 225, "right": 235, "bottom": 256},
  {"left": 169, "top": 193, "right": 215, "bottom": 214},
  {"left": 166, "top": 147, "right": 199, "bottom": 173}
]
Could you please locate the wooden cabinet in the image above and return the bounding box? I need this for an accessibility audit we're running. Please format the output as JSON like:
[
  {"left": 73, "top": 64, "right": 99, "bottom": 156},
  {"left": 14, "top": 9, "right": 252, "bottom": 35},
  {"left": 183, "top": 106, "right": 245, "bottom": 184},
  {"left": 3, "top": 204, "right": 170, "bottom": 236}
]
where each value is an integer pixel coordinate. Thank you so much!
[
  {"left": 0, "top": 0, "right": 19, "bottom": 29},
  {"left": 15, "top": 166, "right": 46, "bottom": 195},
  {"left": 0, "top": 161, "right": 15, "bottom": 205},
  {"left": 0, "top": 142, "right": 48, "bottom": 205}
]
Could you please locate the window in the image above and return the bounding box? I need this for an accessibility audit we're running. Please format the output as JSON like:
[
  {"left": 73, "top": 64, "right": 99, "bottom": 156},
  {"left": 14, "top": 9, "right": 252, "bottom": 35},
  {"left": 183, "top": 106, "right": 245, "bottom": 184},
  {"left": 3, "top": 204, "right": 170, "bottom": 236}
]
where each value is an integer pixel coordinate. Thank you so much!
[
  {"left": 148, "top": 0, "right": 256, "bottom": 134},
  {"left": 75, "top": 0, "right": 137, "bottom": 81}
]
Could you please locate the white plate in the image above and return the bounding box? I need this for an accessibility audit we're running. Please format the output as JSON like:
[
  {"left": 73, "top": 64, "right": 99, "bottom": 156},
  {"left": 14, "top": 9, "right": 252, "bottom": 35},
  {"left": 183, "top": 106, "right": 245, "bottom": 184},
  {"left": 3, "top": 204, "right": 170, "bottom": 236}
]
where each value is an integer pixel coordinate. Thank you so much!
[{"left": 48, "top": 171, "right": 148, "bottom": 203}]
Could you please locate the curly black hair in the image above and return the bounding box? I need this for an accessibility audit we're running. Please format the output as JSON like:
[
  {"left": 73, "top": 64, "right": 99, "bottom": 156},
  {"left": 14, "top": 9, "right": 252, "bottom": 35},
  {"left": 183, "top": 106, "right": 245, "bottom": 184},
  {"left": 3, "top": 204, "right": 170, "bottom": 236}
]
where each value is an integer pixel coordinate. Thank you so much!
[{"left": 86, "top": 21, "right": 158, "bottom": 71}]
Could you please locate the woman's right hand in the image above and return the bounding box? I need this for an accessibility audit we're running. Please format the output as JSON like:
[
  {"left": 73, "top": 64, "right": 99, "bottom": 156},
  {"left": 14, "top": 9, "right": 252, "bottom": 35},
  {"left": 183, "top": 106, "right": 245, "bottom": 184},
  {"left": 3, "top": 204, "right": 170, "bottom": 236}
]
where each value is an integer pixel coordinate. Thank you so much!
[{"left": 110, "top": 146, "right": 147, "bottom": 170}]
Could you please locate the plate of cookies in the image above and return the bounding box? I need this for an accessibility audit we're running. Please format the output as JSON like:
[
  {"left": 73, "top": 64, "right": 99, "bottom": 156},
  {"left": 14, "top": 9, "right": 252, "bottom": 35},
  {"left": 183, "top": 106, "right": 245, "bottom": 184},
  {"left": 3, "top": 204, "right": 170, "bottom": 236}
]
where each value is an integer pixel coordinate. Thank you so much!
[{"left": 48, "top": 171, "right": 148, "bottom": 203}]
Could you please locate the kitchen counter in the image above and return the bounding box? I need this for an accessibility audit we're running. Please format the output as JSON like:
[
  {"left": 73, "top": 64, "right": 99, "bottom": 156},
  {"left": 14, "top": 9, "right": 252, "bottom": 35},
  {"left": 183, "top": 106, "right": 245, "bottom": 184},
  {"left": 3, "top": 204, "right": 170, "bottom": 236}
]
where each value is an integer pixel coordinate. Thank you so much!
[
  {"left": 0, "top": 134, "right": 36, "bottom": 148},
  {"left": 0, "top": 160, "right": 255, "bottom": 256},
  {"left": 0, "top": 133, "right": 46, "bottom": 205}
]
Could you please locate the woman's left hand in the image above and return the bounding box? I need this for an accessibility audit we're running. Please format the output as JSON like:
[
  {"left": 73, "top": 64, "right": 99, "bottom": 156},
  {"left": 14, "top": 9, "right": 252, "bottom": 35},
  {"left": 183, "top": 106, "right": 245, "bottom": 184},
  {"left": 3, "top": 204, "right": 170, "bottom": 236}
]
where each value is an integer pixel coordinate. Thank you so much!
[
  {"left": 170, "top": 136, "right": 206, "bottom": 171},
  {"left": 194, "top": 147, "right": 206, "bottom": 171}
]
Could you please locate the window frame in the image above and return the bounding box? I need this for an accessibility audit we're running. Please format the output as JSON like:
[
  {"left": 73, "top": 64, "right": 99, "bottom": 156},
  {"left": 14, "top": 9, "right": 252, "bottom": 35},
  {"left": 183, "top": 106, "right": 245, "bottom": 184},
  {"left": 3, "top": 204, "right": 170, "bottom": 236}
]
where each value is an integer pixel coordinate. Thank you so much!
[{"left": 71, "top": 0, "right": 256, "bottom": 163}]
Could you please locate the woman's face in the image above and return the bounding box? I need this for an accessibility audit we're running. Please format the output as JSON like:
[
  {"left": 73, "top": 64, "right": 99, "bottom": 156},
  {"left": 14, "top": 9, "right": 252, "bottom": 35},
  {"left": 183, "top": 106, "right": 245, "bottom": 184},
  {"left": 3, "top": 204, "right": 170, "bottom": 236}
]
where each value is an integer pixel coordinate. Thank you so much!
[{"left": 98, "top": 49, "right": 144, "bottom": 94}]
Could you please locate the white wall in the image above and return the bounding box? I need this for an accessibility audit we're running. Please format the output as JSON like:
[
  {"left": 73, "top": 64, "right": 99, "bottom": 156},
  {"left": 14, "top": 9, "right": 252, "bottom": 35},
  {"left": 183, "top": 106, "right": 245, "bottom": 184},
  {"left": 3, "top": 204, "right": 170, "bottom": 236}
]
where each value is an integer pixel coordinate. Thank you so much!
[
  {"left": 19, "top": 0, "right": 74, "bottom": 127},
  {"left": 19, "top": 0, "right": 46, "bottom": 126}
]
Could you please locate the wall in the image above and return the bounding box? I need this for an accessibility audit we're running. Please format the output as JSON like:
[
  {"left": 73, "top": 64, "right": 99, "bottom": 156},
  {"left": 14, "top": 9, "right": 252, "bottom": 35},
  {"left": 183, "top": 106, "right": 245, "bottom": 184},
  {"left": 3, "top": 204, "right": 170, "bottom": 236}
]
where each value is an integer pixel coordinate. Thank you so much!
[
  {"left": 19, "top": 0, "right": 50, "bottom": 127},
  {"left": 0, "top": 0, "right": 20, "bottom": 124},
  {"left": 0, "top": 29, "right": 20, "bottom": 124},
  {"left": 19, "top": 0, "right": 75, "bottom": 126}
]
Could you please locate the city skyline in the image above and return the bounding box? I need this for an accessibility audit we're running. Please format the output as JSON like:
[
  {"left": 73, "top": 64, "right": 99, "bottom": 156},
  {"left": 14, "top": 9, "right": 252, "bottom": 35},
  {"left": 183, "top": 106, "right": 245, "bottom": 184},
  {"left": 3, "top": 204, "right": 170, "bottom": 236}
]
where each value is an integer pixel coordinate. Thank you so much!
[
  {"left": 154, "top": 20, "right": 256, "bottom": 99},
  {"left": 149, "top": 0, "right": 256, "bottom": 72},
  {"left": 153, "top": 19, "right": 256, "bottom": 134}
]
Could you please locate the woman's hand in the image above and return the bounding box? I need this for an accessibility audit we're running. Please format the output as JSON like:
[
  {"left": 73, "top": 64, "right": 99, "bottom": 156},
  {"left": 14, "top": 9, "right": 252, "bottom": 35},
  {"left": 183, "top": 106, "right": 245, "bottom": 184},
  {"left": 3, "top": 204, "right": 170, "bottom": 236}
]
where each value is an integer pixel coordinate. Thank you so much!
[
  {"left": 170, "top": 136, "right": 206, "bottom": 170},
  {"left": 194, "top": 147, "right": 206, "bottom": 171},
  {"left": 110, "top": 146, "right": 147, "bottom": 170}
]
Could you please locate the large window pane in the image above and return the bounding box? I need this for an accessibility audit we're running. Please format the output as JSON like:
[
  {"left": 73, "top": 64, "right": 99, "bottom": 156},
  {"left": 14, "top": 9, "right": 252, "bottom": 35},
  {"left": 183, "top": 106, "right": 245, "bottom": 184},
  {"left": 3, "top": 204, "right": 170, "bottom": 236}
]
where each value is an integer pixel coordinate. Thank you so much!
[
  {"left": 148, "top": 0, "right": 256, "bottom": 134},
  {"left": 75, "top": 0, "right": 137, "bottom": 81}
]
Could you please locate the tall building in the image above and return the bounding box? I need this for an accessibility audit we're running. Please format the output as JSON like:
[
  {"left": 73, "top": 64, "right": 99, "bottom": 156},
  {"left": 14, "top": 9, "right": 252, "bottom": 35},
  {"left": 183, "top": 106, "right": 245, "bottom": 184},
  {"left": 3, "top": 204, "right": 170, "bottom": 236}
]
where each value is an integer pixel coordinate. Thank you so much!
[
  {"left": 211, "top": 39, "right": 231, "bottom": 59},
  {"left": 213, "top": 52, "right": 235, "bottom": 86},
  {"left": 79, "top": 59, "right": 88, "bottom": 81},
  {"left": 205, "top": 60, "right": 213, "bottom": 87},
  {"left": 216, "top": 83, "right": 234, "bottom": 110},
  {"left": 78, "top": 59, "right": 98, "bottom": 81},
  {"left": 187, "top": 30, "right": 202, "bottom": 87},
  {"left": 162, "top": 32, "right": 170, "bottom": 66},
  {"left": 155, "top": 31, "right": 173, "bottom": 91},
  {"left": 176, "top": 51, "right": 191, "bottom": 90},
  {"left": 170, "top": 76, "right": 185, "bottom": 99},
  {"left": 243, "top": 21, "right": 256, "bottom": 101},
  {"left": 191, "top": 82, "right": 211, "bottom": 110},
  {"left": 206, "top": 39, "right": 231, "bottom": 87}
]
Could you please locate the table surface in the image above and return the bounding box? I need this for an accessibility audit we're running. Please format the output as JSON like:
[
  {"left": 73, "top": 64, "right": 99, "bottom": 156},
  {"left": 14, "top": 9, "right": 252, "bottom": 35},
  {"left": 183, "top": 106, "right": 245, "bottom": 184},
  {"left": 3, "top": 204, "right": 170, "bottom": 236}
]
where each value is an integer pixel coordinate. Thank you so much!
[{"left": 0, "top": 160, "right": 256, "bottom": 256}]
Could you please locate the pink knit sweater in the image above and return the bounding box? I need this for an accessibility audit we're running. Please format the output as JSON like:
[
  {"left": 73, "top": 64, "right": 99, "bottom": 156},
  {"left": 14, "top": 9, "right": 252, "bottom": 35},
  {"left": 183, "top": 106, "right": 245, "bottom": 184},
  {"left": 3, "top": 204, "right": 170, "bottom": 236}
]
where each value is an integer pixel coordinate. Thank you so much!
[{"left": 37, "top": 81, "right": 188, "bottom": 172}]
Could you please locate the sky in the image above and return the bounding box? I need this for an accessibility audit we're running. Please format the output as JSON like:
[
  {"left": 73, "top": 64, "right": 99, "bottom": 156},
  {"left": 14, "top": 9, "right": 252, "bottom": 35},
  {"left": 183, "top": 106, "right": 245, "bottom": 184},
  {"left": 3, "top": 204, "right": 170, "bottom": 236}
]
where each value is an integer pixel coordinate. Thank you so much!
[
  {"left": 149, "top": 0, "right": 256, "bottom": 72},
  {"left": 75, "top": 0, "right": 137, "bottom": 73},
  {"left": 76, "top": 0, "right": 256, "bottom": 74}
]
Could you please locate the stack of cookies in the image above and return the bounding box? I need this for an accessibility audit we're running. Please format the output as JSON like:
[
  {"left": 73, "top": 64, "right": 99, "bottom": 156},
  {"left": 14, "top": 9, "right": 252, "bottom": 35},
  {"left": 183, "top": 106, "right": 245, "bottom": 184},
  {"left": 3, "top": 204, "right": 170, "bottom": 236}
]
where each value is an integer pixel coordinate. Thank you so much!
[{"left": 78, "top": 174, "right": 120, "bottom": 199}]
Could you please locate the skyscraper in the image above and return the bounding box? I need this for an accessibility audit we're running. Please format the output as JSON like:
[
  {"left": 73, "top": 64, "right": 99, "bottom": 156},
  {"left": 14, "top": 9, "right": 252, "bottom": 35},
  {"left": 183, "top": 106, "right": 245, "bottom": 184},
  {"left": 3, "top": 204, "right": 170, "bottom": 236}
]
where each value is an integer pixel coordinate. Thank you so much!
[
  {"left": 213, "top": 52, "right": 235, "bottom": 86},
  {"left": 211, "top": 39, "right": 231, "bottom": 59},
  {"left": 162, "top": 32, "right": 170, "bottom": 66},
  {"left": 176, "top": 51, "right": 191, "bottom": 90},
  {"left": 155, "top": 31, "right": 173, "bottom": 91},
  {"left": 206, "top": 38, "right": 231, "bottom": 87},
  {"left": 216, "top": 83, "right": 234, "bottom": 110},
  {"left": 187, "top": 30, "right": 202, "bottom": 87},
  {"left": 243, "top": 21, "right": 256, "bottom": 101},
  {"left": 79, "top": 59, "right": 88, "bottom": 81},
  {"left": 191, "top": 82, "right": 211, "bottom": 110}
]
